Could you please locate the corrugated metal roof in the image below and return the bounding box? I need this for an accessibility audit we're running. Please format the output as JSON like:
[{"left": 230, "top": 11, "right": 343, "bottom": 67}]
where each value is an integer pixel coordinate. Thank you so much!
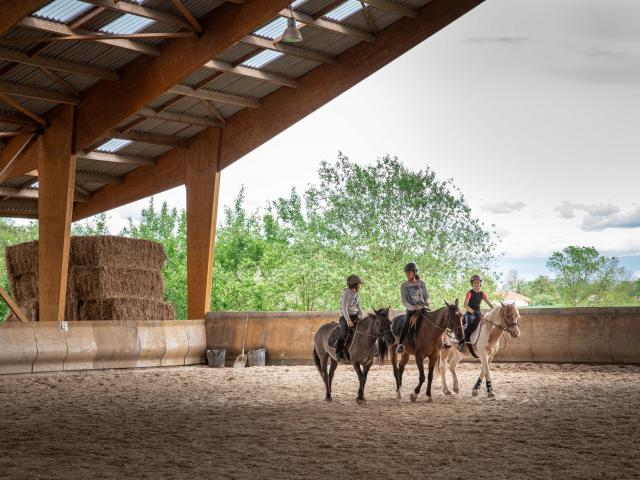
[{"left": 33, "top": 0, "right": 93, "bottom": 24}]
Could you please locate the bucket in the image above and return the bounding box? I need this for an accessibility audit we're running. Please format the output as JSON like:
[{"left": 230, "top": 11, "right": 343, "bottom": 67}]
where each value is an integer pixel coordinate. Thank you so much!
[
  {"left": 247, "top": 348, "right": 266, "bottom": 367},
  {"left": 206, "top": 349, "right": 225, "bottom": 367}
]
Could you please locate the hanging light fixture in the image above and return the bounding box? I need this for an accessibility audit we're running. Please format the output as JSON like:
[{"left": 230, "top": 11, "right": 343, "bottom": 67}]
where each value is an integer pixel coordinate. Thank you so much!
[{"left": 282, "top": 6, "right": 303, "bottom": 43}]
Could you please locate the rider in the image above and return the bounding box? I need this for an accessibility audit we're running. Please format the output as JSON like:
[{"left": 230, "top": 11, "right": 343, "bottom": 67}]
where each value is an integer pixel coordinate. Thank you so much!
[
  {"left": 458, "top": 274, "right": 494, "bottom": 352},
  {"left": 396, "top": 262, "right": 429, "bottom": 354},
  {"left": 334, "top": 274, "right": 364, "bottom": 361}
]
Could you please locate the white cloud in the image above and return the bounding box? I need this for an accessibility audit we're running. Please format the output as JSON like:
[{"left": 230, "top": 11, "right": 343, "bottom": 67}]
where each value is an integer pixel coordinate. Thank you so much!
[
  {"left": 483, "top": 200, "right": 526, "bottom": 214},
  {"left": 582, "top": 205, "right": 640, "bottom": 231}
]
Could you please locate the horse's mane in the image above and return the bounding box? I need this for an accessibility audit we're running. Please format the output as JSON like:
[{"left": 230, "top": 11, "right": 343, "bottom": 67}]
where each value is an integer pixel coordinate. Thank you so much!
[{"left": 486, "top": 303, "right": 519, "bottom": 324}]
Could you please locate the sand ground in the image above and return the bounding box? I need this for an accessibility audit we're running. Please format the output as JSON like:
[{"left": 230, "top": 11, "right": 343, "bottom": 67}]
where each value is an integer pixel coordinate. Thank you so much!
[{"left": 0, "top": 362, "right": 639, "bottom": 480}]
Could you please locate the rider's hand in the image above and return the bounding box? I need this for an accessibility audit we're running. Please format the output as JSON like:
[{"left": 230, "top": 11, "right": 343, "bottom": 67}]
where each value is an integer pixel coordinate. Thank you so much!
[{"left": 347, "top": 320, "right": 354, "bottom": 328}]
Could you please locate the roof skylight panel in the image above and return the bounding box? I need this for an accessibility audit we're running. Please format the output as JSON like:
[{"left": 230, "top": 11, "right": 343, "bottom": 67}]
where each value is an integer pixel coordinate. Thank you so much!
[
  {"left": 33, "top": 0, "right": 93, "bottom": 23},
  {"left": 324, "top": 0, "right": 362, "bottom": 21},
  {"left": 253, "top": 17, "right": 288, "bottom": 40},
  {"left": 242, "top": 49, "right": 285, "bottom": 69},
  {"left": 100, "top": 13, "right": 156, "bottom": 34},
  {"left": 96, "top": 139, "right": 133, "bottom": 153}
]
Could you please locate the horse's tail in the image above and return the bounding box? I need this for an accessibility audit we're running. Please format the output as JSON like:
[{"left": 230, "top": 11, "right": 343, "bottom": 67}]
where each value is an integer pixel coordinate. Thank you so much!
[
  {"left": 313, "top": 347, "right": 323, "bottom": 376},
  {"left": 377, "top": 338, "right": 388, "bottom": 366}
]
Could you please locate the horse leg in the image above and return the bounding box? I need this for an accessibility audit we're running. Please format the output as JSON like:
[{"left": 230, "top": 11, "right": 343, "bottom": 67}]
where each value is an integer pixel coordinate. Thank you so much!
[
  {"left": 472, "top": 356, "right": 486, "bottom": 397},
  {"left": 482, "top": 354, "right": 495, "bottom": 398},
  {"left": 410, "top": 353, "right": 425, "bottom": 403},
  {"left": 425, "top": 355, "right": 436, "bottom": 403},
  {"left": 397, "top": 352, "right": 410, "bottom": 400},
  {"left": 440, "top": 350, "right": 451, "bottom": 396},
  {"left": 320, "top": 353, "right": 332, "bottom": 401},
  {"left": 353, "top": 362, "right": 366, "bottom": 405},
  {"left": 327, "top": 358, "right": 338, "bottom": 400},
  {"left": 390, "top": 346, "right": 400, "bottom": 397},
  {"left": 449, "top": 352, "right": 461, "bottom": 395},
  {"left": 360, "top": 363, "right": 372, "bottom": 403}
]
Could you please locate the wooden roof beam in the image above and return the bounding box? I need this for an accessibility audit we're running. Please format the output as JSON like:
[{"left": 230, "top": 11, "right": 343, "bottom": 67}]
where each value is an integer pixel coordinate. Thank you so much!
[
  {"left": 168, "top": 84, "right": 260, "bottom": 108},
  {"left": 0, "top": 112, "right": 40, "bottom": 128},
  {"left": 77, "top": 151, "right": 156, "bottom": 166},
  {"left": 280, "top": 9, "right": 377, "bottom": 43},
  {"left": 241, "top": 35, "right": 338, "bottom": 64},
  {"left": 109, "top": 130, "right": 192, "bottom": 149},
  {"left": 137, "top": 107, "right": 224, "bottom": 128},
  {"left": 0, "top": 208, "right": 37, "bottom": 219},
  {"left": 365, "top": 0, "right": 419, "bottom": 18},
  {"left": 0, "top": 133, "right": 38, "bottom": 184},
  {"left": 0, "top": 47, "right": 118, "bottom": 82},
  {"left": 0, "top": 186, "right": 88, "bottom": 202},
  {"left": 170, "top": 0, "right": 203, "bottom": 32},
  {"left": 0, "top": 1, "right": 48, "bottom": 36},
  {"left": 18, "top": 17, "right": 160, "bottom": 56},
  {"left": 204, "top": 60, "right": 298, "bottom": 88},
  {"left": 72, "top": 0, "right": 483, "bottom": 220},
  {"left": 74, "top": 0, "right": 291, "bottom": 151},
  {"left": 0, "top": 80, "right": 80, "bottom": 105},
  {"left": 76, "top": 171, "right": 122, "bottom": 185},
  {"left": 83, "top": 0, "right": 195, "bottom": 30}
]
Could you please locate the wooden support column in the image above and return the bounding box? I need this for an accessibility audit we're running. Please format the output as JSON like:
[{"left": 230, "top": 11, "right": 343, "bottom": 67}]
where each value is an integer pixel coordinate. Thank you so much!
[
  {"left": 186, "top": 128, "right": 222, "bottom": 319},
  {"left": 37, "top": 105, "right": 76, "bottom": 322}
]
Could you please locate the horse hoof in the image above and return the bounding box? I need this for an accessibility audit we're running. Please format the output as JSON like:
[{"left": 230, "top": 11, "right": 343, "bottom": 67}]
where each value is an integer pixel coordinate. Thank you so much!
[
  {"left": 443, "top": 390, "right": 452, "bottom": 396},
  {"left": 426, "top": 396, "right": 434, "bottom": 403},
  {"left": 409, "top": 392, "right": 417, "bottom": 403},
  {"left": 356, "top": 398, "right": 366, "bottom": 405},
  {"left": 472, "top": 389, "right": 479, "bottom": 397},
  {"left": 487, "top": 391, "right": 496, "bottom": 398},
  {"left": 453, "top": 387, "right": 460, "bottom": 394},
  {"left": 325, "top": 396, "right": 332, "bottom": 402},
  {"left": 396, "top": 391, "right": 402, "bottom": 400}
]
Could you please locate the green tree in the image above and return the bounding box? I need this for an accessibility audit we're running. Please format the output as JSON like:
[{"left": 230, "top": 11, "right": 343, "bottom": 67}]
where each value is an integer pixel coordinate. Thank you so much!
[
  {"left": 72, "top": 213, "right": 110, "bottom": 236},
  {"left": 547, "top": 246, "right": 626, "bottom": 305},
  {"left": 519, "top": 275, "right": 561, "bottom": 306}
]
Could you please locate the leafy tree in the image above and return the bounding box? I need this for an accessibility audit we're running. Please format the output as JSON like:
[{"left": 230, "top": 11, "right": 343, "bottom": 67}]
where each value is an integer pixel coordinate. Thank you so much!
[
  {"left": 504, "top": 269, "right": 522, "bottom": 292},
  {"left": 547, "top": 246, "right": 626, "bottom": 305},
  {"left": 519, "top": 275, "right": 561, "bottom": 306},
  {"left": 72, "top": 213, "right": 110, "bottom": 236}
]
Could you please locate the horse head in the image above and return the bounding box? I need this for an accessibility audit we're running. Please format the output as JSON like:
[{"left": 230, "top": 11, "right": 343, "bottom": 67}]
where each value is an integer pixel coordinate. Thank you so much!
[
  {"left": 444, "top": 299, "right": 465, "bottom": 342},
  {"left": 500, "top": 302, "right": 521, "bottom": 337},
  {"left": 372, "top": 307, "right": 394, "bottom": 363}
]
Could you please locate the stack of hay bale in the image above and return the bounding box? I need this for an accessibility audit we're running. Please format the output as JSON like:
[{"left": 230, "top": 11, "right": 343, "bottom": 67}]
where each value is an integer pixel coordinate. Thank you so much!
[{"left": 4, "top": 236, "right": 174, "bottom": 321}]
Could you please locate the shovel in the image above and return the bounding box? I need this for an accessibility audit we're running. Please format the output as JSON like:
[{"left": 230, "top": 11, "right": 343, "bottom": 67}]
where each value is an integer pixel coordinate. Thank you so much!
[{"left": 233, "top": 314, "right": 249, "bottom": 368}]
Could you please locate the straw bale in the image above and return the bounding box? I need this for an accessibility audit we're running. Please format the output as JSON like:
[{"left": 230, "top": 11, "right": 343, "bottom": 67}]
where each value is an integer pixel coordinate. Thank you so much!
[
  {"left": 71, "top": 236, "right": 166, "bottom": 271},
  {"left": 11, "top": 273, "right": 38, "bottom": 304},
  {"left": 73, "top": 266, "right": 164, "bottom": 301},
  {"left": 5, "top": 241, "right": 39, "bottom": 277},
  {"left": 78, "top": 298, "right": 175, "bottom": 321}
]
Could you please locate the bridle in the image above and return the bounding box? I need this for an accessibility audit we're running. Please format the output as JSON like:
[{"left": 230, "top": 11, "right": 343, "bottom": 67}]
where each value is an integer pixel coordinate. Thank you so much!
[
  {"left": 481, "top": 305, "right": 519, "bottom": 336},
  {"left": 420, "top": 306, "right": 464, "bottom": 341},
  {"left": 351, "top": 313, "right": 392, "bottom": 340}
]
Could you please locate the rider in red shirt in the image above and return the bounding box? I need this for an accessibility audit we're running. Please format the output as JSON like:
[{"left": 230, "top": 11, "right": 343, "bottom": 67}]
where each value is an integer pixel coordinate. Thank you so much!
[{"left": 458, "top": 274, "right": 494, "bottom": 352}]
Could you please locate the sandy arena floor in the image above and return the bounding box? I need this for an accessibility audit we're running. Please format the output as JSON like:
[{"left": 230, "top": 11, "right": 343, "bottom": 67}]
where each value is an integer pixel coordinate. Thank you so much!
[{"left": 0, "top": 362, "right": 639, "bottom": 479}]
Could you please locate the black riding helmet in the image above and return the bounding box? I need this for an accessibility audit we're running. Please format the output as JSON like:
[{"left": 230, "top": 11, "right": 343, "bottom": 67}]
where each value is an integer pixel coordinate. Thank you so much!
[
  {"left": 470, "top": 274, "right": 482, "bottom": 285},
  {"left": 347, "top": 275, "right": 364, "bottom": 288},
  {"left": 404, "top": 262, "right": 419, "bottom": 273}
]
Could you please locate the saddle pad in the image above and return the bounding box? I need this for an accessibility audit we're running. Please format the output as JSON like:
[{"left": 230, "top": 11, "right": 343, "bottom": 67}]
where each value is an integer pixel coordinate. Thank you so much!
[
  {"left": 470, "top": 321, "right": 482, "bottom": 345},
  {"left": 391, "top": 314, "right": 405, "bottom": 338},
  {"left": 328, "top": 324, "right": 340, "bottom": 346}
]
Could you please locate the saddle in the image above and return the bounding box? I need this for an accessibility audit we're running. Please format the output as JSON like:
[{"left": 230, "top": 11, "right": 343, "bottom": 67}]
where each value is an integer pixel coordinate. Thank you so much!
[
  {"left": 328, "top": 321, "right": 357, "bottom": 359},
  {"left": 463, "top": 313, "right": 483, "bottom": 358}
]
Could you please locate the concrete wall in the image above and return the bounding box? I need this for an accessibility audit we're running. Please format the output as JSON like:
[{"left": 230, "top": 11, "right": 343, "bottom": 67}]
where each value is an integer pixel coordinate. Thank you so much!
[
  {"left": 206, "top": 307, "right": 640, "bottom": 365},
  {"left": 1, "top": 307, "right": 639, "bottom": 375},
  {"left": 0, "top": 320, "right": 206, "bottom": 375}
]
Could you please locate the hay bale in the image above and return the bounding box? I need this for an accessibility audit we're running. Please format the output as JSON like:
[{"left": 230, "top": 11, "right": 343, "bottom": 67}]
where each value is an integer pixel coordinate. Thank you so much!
[
  {"left": 72, "top": 266, "right": 164, "bottom": 301},
  {"left": 11, "top": 273, "right": 38, "bottom": 304},
  {"left": 5, "top": 241, "right": 38, "bottom": 278},
  {"left": 71, "top": 236, "right": 166, "bottom": 271},
  {"left": 78, "top": 298, "right": 175, "bottom": 321}
]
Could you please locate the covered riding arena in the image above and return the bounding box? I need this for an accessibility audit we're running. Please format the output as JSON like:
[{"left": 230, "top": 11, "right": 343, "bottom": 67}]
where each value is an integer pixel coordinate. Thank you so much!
[{"left": 0, "top": 1, "right": 639, "bottom": 479}]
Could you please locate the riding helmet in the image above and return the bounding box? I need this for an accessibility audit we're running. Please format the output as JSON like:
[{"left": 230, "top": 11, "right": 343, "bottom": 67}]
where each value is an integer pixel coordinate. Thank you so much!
[
  {"left": 347, "top": 275, "right": 364, "bottom": 287},
  {"left": 404, "top": 262, "right": 419, "bottom": 273},
  {"left": 470, "top": 274, "right": 482, "bottom": 285}
]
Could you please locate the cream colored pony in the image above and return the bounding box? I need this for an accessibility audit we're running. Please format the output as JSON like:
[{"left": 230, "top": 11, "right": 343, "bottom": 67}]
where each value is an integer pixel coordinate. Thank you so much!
[{"left": 439, "top": 303, "right": 520, "bottom": 398}]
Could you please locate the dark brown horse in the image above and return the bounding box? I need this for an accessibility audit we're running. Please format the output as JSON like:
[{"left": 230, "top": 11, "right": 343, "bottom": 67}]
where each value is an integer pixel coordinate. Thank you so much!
[
  {"left": 389, "top": 300, "right": 464, "bottom": 403},
  {"left": 313, "top": 308, "right": 394, "bottom": 404}
]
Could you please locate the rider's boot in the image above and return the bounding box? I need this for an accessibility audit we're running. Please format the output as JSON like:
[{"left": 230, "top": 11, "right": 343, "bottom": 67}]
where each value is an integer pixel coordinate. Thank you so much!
[
  {"left": 335, "top": 339, "right": 344, "bottom": 361},
  {"left": 457, "top": 340, "right": 466, "bottom": 353}
]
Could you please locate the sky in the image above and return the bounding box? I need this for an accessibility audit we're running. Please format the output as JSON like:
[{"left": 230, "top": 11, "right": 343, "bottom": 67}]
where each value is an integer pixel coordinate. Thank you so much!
[{"left": 95, "top": 0, "right": 640, "bottom": 280}]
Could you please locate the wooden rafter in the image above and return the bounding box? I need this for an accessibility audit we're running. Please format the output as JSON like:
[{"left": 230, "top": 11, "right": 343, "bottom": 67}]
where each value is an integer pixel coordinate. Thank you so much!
[
  {"left": 241, "top": 35, "right": 337, "bottom": 64},
  {"left": 0, "top": 186, "right": 88, "bottom": 202},
  {"left": 73, "top": 0, "right": 485, "bottom": 221},
  {"left": 83, "top": 0, "right": 195, "bottom": 30},
  {"left": 360, "top": 1, "right": 379, "bottom": 34},
  {"left": 110, "top": 129, "right": 192, "bottom": 149},
  {"left": 204, "top": 60, "right": 298, "bottom": 87},
  {"left": 0, "top": 208, "right": 38, "bottom": 219},
  {"left": 69, "top": 6, "right": 106, "bottom": 29},
  {"left": 0, "top": 112, "right": 39, "bottom": 128},
  {"left": 41, "top": 68, "right": 80, "bottom": 99},
  {"left": 200, "top": 101, "right": 226, "bottom": 125},
  {"left": 168, "top": 85, "right": 260, "bottom": 109},
  {"left": 280, "top": 8, "right": 376, "bottom": 42},
  {"left": 365, "top": 0, "right": 418, "bottom": 18},
  {"left": 19, "top": 17, "right": 160, "bottom": 56},
  {"left": 76, "top": 171, "right": 122, "bottom": 185},
  {"left": 0, "top": 285, "right": 29, "bottom": 323},
  {"left": 0, "top": 94, "right": 47, "bottom": 126},
  {"left": 74, "top": 0, "right": 292, "bottom": 151},
  {"left": 77, "top": 151, "right": 155, "bottom": 166},
  {"left": 0, "top": 1, "right": 48, "bottom": 36},
  {"left": 137, "top": 107, "right": 224, "bottom": 128},
  {"left": 0, "top": 133, "right": 38, "bottom": 184},
  {"left": 0, "top": 80, "right": 79, "bottom": 105},
  {"left": 0, "top": 31, "right": 196, "bottom": 47},
  {"left": 0, "top": 47, "right": 118, "bottom": 82},
  {"left": 170, "top": 0, "right": 203, "bottom": 32}
]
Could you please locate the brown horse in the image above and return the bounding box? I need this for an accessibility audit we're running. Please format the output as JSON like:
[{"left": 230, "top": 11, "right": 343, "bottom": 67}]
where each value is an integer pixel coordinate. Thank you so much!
[
  {"left": 390, "top": 300, "right": 464, "bottom": 403},
  {"left": 313, "top": 308, "right": 394, "bottom": 404}
]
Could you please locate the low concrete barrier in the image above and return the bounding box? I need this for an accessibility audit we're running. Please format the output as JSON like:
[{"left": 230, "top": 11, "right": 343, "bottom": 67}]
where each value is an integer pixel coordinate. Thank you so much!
[
  {"left": 206, "top": 307, "right": 640, "bottom": 365},
  {"left": 0, "top": 319, "right": 207, "bottom": 375}
]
